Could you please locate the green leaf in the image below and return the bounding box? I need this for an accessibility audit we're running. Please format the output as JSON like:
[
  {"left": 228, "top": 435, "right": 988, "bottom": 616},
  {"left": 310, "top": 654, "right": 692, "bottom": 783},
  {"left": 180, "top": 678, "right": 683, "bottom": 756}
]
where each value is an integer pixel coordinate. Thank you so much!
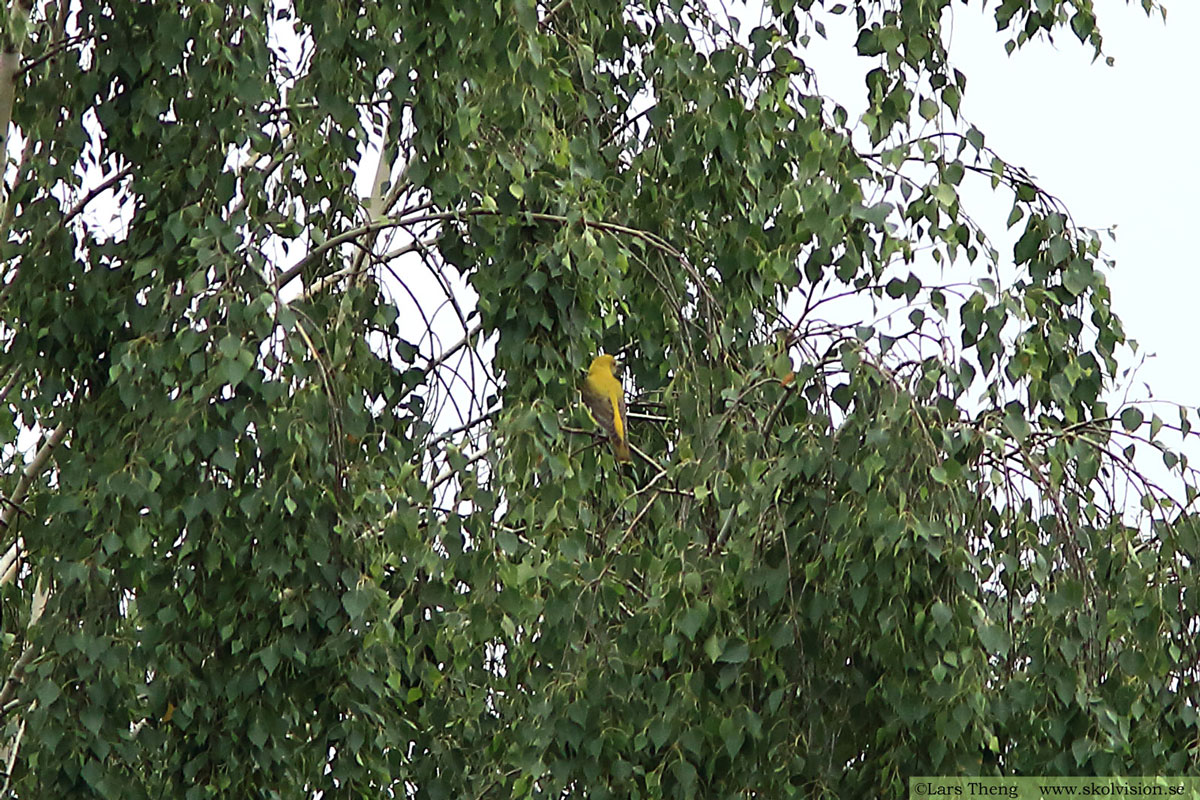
[
  {"left": 342, "top": 588, "right": 372, "bottom": 621},
  {"left": 525, "top": 271, "right": 546, "bottom": 292},
  {"left": 1063, "top": 261, "right": 1091, "bottom": 296},
  {"left": 704, "top": 634, "right": 723, "bottom": 663},
  {"left": 248, "top": 716, "right": 267, "bottom": 749},
  {"left": 718, "top": 640, "right": 749, "bottom": 664},
  {"left": 934, "top": 182, "right": 957, "bottom": 205},
  {"left": 1014, "top": 225, "right": 1042, "bottom": 264},
  {"left": 977, "top": 624, "right": 1010, "bottom": 656},
  {"left": 678, "top": 604, "right": 708, "bottom": 641},
  {"left": 721, "top": 717, "right": 746, "bottom": 758},
  {"left": 1048, "top": 235, "right": 1070, "bottom": 264}
]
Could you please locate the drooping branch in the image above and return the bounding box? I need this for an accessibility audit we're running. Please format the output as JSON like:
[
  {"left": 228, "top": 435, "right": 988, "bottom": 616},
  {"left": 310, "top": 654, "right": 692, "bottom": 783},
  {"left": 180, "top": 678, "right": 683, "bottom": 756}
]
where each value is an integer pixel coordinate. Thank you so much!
[{"left": 272, "top": 205, "right": 696, "bottom": 302}]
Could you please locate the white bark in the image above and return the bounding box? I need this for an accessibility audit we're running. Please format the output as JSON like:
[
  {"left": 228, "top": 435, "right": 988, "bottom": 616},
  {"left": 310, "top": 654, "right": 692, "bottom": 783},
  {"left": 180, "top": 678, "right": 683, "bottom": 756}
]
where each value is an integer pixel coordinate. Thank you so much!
[
  {"left": 0, "top": 0, "right": 32, "bottom": 221},
  {"left": 0, "top": 422, "right": 68, "bottom": 588}
]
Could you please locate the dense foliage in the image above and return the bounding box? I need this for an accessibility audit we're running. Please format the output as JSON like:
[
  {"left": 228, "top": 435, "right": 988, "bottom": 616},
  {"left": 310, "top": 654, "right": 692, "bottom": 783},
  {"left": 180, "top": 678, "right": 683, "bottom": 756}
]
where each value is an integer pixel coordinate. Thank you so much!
[{"left": 1, "top": 0, "right": 1196, "bottom": 796}]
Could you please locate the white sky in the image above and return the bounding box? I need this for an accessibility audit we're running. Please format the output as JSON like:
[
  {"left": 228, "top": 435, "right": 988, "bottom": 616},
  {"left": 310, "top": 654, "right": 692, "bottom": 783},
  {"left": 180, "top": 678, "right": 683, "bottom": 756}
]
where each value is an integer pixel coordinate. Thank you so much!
[
  {"left": 949, "top": 2, "right": 1199, "bottom": 408},
  {"left": 940, "top": 3, "right": 1200, "bottom": 517},
  {"left": 945, "top": 2, "right": 1200, "bottom": 505},
  {"left": 797, "top": 2, "right": 1197, "bottom": 395},
  {"left": 772, "top": 1, "right": 1199, "bottom": 506}
]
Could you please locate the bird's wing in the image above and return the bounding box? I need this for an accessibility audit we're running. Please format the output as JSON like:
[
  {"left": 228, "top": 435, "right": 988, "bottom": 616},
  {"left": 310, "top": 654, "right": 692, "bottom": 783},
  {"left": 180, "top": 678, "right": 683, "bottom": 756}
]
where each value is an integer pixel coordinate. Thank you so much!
[{"left": 581, "top": 379, "right": 618, "bottom": 440}]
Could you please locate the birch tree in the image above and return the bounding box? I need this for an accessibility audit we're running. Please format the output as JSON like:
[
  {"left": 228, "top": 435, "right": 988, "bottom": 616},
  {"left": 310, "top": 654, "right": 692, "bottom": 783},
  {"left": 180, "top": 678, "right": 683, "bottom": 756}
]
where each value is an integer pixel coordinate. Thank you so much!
[{"left": 1, "top": 0, "right": 1195, "bottom": 796}]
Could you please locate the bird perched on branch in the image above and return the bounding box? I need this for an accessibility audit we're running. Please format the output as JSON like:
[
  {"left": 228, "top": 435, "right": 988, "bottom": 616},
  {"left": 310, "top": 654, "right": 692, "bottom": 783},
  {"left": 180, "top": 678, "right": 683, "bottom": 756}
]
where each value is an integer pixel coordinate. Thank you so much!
[{"left": 581, "top": 354, "right": 632, "bottom": 463}]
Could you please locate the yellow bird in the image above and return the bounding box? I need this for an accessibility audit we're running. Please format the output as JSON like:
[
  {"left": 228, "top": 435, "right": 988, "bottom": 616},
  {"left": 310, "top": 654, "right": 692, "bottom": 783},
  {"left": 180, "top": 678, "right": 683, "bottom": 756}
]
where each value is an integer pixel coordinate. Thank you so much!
[{"left": 581, "top": 354, "right": 632, "bottom": 463}]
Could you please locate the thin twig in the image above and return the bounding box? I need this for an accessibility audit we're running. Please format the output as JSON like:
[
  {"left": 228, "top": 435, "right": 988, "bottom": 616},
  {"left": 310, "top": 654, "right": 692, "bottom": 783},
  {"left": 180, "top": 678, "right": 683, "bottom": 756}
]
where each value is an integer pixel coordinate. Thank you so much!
[
  {"left": 0, "top": 370, "right": 19, "bottom": 404},
  {"left": 429, "top": 447, "right": 491, "bottom": 493},
  {"left": 427, "top": 409, "right": 498, "bottom": 451},
  {"left": 539, "top": 0, "right": 571, "bottom": 28}
]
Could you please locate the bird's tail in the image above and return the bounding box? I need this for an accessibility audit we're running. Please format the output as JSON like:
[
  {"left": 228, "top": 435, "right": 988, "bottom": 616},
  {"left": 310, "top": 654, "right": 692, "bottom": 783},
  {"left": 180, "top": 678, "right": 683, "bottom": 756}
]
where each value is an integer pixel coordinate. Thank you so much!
[{"left": 612, "top": 438, "right": 632, "bottom": 463}]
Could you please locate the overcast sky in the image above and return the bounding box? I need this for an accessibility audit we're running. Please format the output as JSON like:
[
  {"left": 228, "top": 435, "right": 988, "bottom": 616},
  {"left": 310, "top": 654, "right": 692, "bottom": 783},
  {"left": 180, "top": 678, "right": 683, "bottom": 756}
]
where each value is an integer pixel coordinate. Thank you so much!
[
  {"left": 776, "top": 1, "right": 1200, "bottom": 501},
  {"left": 949, "top": 3, "right": 1198, "bottom": 409},
  {"left": 795, "top": 3, "right": 1192, "bottom": 412},
  {"left": 801, "top": 2, "right": 1196, "bottom": 401}
]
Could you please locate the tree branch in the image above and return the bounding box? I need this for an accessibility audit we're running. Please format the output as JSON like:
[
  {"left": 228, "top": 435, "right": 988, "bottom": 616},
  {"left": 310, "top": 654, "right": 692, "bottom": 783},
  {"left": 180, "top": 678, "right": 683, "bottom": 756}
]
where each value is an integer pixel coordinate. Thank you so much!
[
  {"left": 0, "top": 422, "right": 68, "bottom": 587},
  {"left": 0, "top": 645, "right": 36, "bottom": 715}
]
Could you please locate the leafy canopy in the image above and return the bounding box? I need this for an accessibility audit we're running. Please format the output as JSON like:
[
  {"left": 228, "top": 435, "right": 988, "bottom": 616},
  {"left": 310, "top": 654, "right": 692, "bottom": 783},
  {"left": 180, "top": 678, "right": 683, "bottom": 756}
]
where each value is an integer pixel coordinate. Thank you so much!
[{"left": 1, "top": 0, "right": 1196, "bottom": 797}]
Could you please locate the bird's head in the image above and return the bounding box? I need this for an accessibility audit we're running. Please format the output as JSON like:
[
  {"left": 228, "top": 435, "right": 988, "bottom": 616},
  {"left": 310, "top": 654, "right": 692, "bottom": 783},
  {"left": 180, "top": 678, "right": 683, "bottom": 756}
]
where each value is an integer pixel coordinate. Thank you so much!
[{"left": 589, "top": 354, "right": 620, "bottom": 376}]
